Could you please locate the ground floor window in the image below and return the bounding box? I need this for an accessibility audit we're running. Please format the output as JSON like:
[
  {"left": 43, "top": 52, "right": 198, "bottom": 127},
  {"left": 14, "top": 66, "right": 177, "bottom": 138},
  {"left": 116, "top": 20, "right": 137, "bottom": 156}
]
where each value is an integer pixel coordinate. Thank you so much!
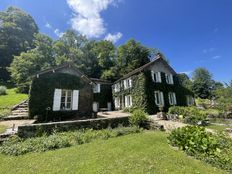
[
  {"left": 53, "top": 89, "right": 79, "bottom": 111},
  {"left": 114, "top": 97, "right": 120, "bottom": 109},
  {"left": 125, "top": 95, "right": 132, "bottom": 108},
  {"left": 154, "top": 91, "right": 164, "bottom": 106},
  {"left": 186, "top": 95, "right": 194, "bottom": 106},
  {"left": 168, "top": 92, "right": 177, "bottom": 105}
]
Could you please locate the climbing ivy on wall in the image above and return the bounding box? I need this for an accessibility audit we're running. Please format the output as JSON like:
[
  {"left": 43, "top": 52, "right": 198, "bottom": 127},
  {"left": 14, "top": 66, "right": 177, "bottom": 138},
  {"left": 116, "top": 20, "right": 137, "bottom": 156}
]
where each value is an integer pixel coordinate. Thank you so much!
[
  {"left": 93, "top": 84, "right": 112, "bottom": 108},
  {"left": 113, "top": 70, "right": 193, "bottom": 114}
]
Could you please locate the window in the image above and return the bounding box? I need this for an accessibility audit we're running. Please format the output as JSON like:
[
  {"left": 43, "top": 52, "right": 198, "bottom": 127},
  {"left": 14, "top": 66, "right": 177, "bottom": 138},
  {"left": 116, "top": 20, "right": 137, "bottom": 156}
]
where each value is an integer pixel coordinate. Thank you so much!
[
  {"left": 53, "top": 89, "right": 79, "bottom": 111},
  {"left": 123, "top": 78, "right": 132, "bottom": 89},
  {"left": 114, "top": 97, "right": 120, "bottom": 109},
  {"left": 151, "top": 71, "right": 161, "bottom": 83},
  {"left": 165, "top": 74, "right": 174, "bottom": 84},
  {"left": 154, "top": 91, "right": 164, "bottom": 106},
  {"left": 60, "top": 89, "right": 72, "bottom": 110},
  {"left": 93, "top": 83, "right": 100, "bottom": 93},
  {"left": 186, "top": 95, "right": 194, "bottom": 106},
  {"left": 168, "top": 92, "right": 177, "bottom": 105},
  {"left": 125, "top": 95, "right": 133, "bottom": 107},
  {"left": 114, "top": 83, "right": 120, "bottom": 92}
]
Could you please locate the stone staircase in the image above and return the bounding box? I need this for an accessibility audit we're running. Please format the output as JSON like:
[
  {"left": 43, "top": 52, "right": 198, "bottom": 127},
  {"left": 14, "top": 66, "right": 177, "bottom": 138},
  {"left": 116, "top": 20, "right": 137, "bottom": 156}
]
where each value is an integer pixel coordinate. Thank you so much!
[{"left": 2, "top": 100, "right": 29, "bottom": 120}]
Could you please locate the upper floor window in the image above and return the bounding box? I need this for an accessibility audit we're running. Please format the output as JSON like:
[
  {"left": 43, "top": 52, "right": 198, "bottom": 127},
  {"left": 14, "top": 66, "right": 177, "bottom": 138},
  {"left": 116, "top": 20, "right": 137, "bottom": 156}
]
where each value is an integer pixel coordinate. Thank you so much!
[
  {"left": 186, "top": 95, "right": 194, "bottom": 106},
  {"left": 93, "top": 83, "right": 101, "bottom": 93},
  {"left": 125, "top": 95, "right": 133, "bottom": 108},
  {"left": 123, "top": 78, "right": 132, "bottom": 89},
  {"left": 151, "top": 71, "right": 161, "bottom": 83},
  {"left": 154, "top": 91, "right": 164, "bottom": 106},
  {"left": 114, "top": 83, "right": 120, "bottom": 92},
  {"left": 165, "top": 74, "right": 174, "bottom": 84},
  {"left": 168, "top": 92, "right": 177, "bottom": 105}
]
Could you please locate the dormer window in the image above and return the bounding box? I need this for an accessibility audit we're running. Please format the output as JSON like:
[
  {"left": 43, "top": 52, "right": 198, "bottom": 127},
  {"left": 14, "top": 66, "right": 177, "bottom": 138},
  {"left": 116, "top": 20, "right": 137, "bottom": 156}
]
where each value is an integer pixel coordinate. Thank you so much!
[
  {"left": 151, "top": 71, "right": 161, "bottom": 83},
  {"left": 165, "top": 74, "right": 174, "bottom": 84}
]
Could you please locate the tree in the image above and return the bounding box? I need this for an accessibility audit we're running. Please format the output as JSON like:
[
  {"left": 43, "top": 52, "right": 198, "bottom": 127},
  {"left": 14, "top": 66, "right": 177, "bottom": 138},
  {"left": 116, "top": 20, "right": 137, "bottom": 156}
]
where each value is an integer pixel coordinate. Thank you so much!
[
  {"left": 0, "top": 7, "right": 38, "bottom": 81},
  {"left": 191, "top": 68, "right": 213, "bottom": 99},
  {"left": 117, "top": 39, "right": 151, "bottom": 77},
  {"left": 177, "top": 73, "right": 192, "bottom": 90},
  {"left": 9, "top": 33, "right": 54, "bottom": 92}
]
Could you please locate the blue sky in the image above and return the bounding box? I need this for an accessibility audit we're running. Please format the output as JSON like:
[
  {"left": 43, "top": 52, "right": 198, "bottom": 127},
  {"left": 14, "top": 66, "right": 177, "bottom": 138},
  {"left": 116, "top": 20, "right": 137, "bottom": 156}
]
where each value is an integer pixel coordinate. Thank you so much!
[{"left": 1, "top": 0, "right": 232, "bottom": 82}]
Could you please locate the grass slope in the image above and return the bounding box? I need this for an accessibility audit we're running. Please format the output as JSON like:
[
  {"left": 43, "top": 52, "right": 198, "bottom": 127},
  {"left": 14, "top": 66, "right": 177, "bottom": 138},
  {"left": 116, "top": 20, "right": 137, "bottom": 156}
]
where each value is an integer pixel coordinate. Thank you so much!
[
  {"left": 0, "top": 88, "right": 28, "bottom": 117},
  {"left": 0, "top": 132, "right": 226, "bottom": 174}
]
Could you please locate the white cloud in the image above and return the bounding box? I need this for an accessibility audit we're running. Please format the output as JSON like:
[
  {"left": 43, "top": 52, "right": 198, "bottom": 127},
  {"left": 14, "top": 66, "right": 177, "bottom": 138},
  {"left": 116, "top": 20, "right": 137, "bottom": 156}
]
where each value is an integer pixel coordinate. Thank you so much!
[
  {"left": 66, "top": 0, "right": 121, "bottom": 38},
  {"left": 203, "top": 47, "right": 214, "bottom": 54},
  {"left": 104, "top": 32, "right": 122, "bottom": 43},
  {"left": 45, "top": 22, "right": 52, "bottom": 29},
  {"left": 211, "top": 55, "right": 221, "bottom": 60},
  {"left": 54, "top": 29, "right": 64, "bottom": 38}
]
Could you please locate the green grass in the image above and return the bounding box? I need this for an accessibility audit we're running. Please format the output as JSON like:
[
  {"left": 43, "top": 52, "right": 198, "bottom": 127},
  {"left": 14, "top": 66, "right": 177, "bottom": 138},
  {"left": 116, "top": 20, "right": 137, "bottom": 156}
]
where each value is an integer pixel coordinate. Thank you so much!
[
  {"left": 0, "top": 125, "right": 8, "bottom": 134},
  {"left": 207, "top": 124, "right": 232, "bottom": 132},
  {"left": 0, "top": 132, "right": 226, "bottom": 174},
  {"left": 0, "top": 88, "right": 28, "bottom": 117}
]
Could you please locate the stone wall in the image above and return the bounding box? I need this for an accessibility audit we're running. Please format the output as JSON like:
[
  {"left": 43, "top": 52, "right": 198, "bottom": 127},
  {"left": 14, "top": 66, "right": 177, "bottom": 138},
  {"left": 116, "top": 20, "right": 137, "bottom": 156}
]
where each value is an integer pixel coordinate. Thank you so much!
[{"left": 18, "top": 116, "right": 129, "bottom": 138}]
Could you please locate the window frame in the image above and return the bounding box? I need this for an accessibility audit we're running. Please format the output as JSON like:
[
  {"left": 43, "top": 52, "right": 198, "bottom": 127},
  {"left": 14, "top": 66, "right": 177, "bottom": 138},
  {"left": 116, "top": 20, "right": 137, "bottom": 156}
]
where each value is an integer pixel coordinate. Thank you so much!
[
  {"left": 93, "top": 83, "right": 101, "bottom": 93},
  {"left": 154, "top": 91, "right": 164, "bottom": 106},
  {"left": 165, "top": 74, "right": 174, "bottom": 84},
  {"left": 168, "top": 92, "right": 177, "bottom": 105},
  {"left": 60, "top": 89, "right": 73, "bottom": 111},
  {"left": 125, "top": 95, "right": 133, "bottom": 108}
]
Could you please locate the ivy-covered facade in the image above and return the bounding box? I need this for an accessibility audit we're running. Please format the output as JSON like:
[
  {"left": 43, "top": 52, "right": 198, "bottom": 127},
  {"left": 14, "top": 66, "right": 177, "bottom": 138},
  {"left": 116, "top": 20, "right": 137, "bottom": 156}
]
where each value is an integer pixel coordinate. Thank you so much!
[
  {"left": 29, "top": 64, "right": 112, "bottom": 121},
  {"left": 112, "top": 56, "right": 194, "bottom": 114}
]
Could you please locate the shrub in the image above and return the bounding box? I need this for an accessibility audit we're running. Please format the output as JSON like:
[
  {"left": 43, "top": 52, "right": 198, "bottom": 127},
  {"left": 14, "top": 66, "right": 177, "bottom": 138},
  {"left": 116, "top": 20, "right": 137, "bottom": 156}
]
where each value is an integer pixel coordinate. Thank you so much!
[
  {"left": 0, "top": 126, "right": 142, "bottom": 156},
  {"left": 129, "top": 109, "right": 148, "bottom": 127},
  {"left": 168, "top": 126, "right": 232, "bottom": 172},
  {"left": 0, "top": 86, "right": 7, "bottom": 95}
]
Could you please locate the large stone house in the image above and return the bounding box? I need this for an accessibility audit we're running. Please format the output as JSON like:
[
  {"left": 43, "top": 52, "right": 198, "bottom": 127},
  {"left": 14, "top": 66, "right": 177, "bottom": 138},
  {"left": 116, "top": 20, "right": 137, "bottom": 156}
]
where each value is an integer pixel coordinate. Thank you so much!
[
  {"left": 29, "top": 54, "right": 194, "bottom": 121},
  {"left": 112, "top": 54, "right": 194, "bottom": 114}
]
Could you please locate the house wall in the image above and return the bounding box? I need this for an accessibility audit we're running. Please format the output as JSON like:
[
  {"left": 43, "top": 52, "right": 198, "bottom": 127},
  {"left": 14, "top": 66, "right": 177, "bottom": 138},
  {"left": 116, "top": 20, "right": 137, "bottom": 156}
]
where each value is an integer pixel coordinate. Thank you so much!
[{"left": 29, "top": 73, "right": 93, "bottom": 122}]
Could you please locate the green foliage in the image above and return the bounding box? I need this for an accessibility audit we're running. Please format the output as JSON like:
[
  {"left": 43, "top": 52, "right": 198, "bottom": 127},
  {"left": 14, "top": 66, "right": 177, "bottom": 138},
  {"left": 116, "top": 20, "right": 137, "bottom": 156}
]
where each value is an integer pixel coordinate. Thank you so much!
[
  {"left": 0, "top": 127, "right": 142, "bottom": 156},
  {"left": 168, "top": 106, "right": 207, "bottom": 125},
  {"left": 176, "top": 73, "right": 192, "bottom": 90},
  {"left": 129, "top": 109, "right": 148, "bottom": 127},
  {"left": 168, "top": 126, "right": 232, "bottom": 172},
  {"left": 0, "top": 86, "right": 7, "bottom": 95},
  {"left": 0, "top": 7, "right": 38, "bottom": 81},
  {"left": 192, "top": 67, "right": 214, "bottom": 99}
]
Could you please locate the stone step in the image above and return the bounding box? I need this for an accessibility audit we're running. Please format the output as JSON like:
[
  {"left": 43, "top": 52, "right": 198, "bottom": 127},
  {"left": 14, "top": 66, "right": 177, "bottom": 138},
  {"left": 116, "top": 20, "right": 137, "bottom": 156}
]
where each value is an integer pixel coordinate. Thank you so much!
[
  {"left": 12, "top": 110, "right": 28, "bottom": 113},
  {"left": 2, "top": 115, "right": 29, "bottom": 121},
  {"left": 12, "top": 113, "right": 28, "bottom": 116}
]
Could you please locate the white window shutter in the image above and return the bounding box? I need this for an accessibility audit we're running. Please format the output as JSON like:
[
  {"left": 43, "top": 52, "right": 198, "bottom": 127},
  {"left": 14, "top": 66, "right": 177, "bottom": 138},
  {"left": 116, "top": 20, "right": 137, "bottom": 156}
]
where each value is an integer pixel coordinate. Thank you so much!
[
  {"left": 168, "top": 93, "right": 171, "bottom": 105},
  {"left": 151, "top": 71, "right": 155, "bottom": 81},
  {"left": 170, "top": 74, "right": 174, "bottom": 84},
  {"left": 53, "top": 89, "right": 62, "bottom": 111},
  {"left": 129, "top": 78, "right": 132, "bottom": 87},
  {"left": 160, "top": 92, "right": 164, "bottom": 106},
  {"left": 125, "top": 96, "right": 128, "bottom": 107},
  {"left": 97, "top": 84, "right": 101, "bottom": 93},
  {"left": 173, "top": 93, "right": 177, "bottom": 105},
  {"left": 130, "top": 95, "right": 133, "bottom": 106},
  {"left": 72, "top": 90, "right": 79, "bottom": 110},
  {"left": 124, "top": 80, "right": 127, "bottom": 89},
  {"left": 158, "top": 72, "right": 162, "bottom": 82}
]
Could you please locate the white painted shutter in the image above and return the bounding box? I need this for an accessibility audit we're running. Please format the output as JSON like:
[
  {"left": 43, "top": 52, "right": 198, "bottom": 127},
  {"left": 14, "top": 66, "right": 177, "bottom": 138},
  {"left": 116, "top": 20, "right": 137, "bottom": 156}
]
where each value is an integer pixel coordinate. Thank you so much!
[
  {"left": 97, "top": 84, "right": 101, "bottom": 93},
  {"left": 151, "top": 71, "right": 155, "bottom": 81},
  {"left": 168, "top": 93, "right": 172, "bottom": 105},
  {"left": 170, "top": 74, "right": 174, "bottom": 84},
  {"left": 125, "top": 96, "right": 128, "bottom": 107},
  {"left": 158, "top": 72, "right": 162, "bottom": 82},
  {"left": 173, "top": 93, "right": 177, "bottom": 105},
  {"left": 130, "top": 95, "right": 133, "bottom": 106},
  {"left": 129, "top": 78, "right": 132, "bottom": 88},
  {"left": 53, "top": 89, "right": 61, "bottom": 111},
  {"left": 72, "top": 90, "right": 79, "bottom": 110},
  {"left": 124, "top": 80, "right": 127, "bottom": 89},
  {"left": 160, "top": 92, "right": 164, "bottom": 106}
]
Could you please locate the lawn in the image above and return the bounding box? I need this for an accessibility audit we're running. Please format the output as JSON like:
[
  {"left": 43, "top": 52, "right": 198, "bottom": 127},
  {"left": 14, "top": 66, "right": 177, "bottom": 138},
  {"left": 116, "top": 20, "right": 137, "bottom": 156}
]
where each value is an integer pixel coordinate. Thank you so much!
[
  {"left": 207, "top": 124, "right": 232, "bottom": 132},
  {"left": 0, "top": 125, "right": 8, "bottom": 134},
  {"left": 0, "top": 132, "right": 226, "bottom": 174},
  {"left": 0, "top": 88, "right": 28, "bottom": 117}
]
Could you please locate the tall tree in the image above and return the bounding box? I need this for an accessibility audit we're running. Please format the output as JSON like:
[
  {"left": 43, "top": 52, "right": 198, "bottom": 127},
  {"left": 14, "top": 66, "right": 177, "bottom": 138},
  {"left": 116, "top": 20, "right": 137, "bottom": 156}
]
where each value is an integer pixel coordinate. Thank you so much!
[
  {"left": 0, "top": 7, "right": 38, "bottom": 81},
  {"left": 117, "top": 39, "right": 151, "bottom": 77},
  {"left": 177, "top": 73, "right": 192, "bottom": 90},
  {"left": 191, "top": 67, "right": 213, "bottom": 99},
  {"left": 9, "top": 33, "right": 54, "bottom": 92}
]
